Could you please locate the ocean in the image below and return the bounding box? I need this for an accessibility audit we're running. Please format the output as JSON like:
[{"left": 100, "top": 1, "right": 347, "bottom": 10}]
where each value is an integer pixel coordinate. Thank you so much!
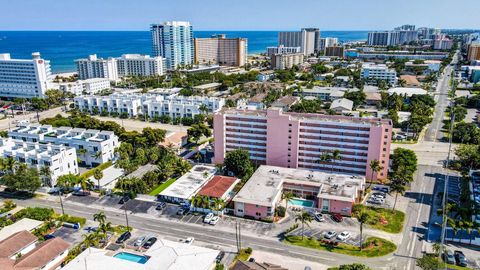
[{"left": 0, "top": 31, "right": 369, "bottom": 73}]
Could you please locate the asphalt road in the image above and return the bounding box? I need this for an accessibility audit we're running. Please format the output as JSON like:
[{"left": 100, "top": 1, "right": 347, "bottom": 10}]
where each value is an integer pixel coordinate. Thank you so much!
[{"left": 0, "top": 106, "right": 67, "bottom": 131}]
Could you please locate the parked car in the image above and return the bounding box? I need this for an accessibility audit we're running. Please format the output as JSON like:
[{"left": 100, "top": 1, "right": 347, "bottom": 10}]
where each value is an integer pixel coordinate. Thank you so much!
[
  {"left": 314, "top": 212, "right": 325, "bottom": 222},
  {"left": 118, "top": 196, "right": 130, "bottom": 204},
  {"left": 116, "top": 231, "right": 131, "bottom": 244},
  {"left": 155, "top": 202, "right": 166, "bottom": 210},
  {"left": 336, "top": 231, "right": 351, "bottom": 241},
  {"left": 372, "top": 192, "right": 386, "bottom": 198},
  {"left": 177, "top": 208, "right": 187, "bottom": 215},
  {"left": 324, "top": 231, "right": 337, "bottom": 239},
  {"left": 184, "top": 237, "right": 194, "bottom": 245},
  {"left": 216, "top": 251, "right": 225, "bottom": 263},
  {"left": 204, "top": 213, "right": 214, "bottom": 223},
  {"left": 134, "top": 236, "right": 147, "bottom": 247},
  {"left": 454, "top": 250, "right": 467, "bottom": 267},
  {"left": 442, "top": 250, "right": 455, "bottom": 265},
  {"left": 209, "top": 216, "right": 220, "bottom": 225},
  {"left": 48, "top": 187, "right": 61, "bottom": 195},
  {"left": 143, "top": 237, "right": 157, "bottom": 249},
  {"left": 43, "top": 234, "right": 55, "bottom": 240},
  {"left": 73, "top": 190, "right": 90, "bottom": 196},
  {"left": 331, "top": 214, "right": 343, "bottom": 222}
]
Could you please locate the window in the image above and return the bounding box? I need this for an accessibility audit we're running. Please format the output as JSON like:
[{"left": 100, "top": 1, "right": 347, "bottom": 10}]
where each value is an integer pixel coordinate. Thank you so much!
[
  {"left": 237, "top": 209, "right": 243, "bottom": 213},
  {"left": 289, "top": 124, "right": 292, "bottom": 127},
  {"left": 255, "top": 212, "right": 261, "bottom": 216}
]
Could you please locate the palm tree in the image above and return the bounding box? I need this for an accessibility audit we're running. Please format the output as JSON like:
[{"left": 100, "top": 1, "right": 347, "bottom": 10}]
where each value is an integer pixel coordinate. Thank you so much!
[
  {"left": 82, "top": 233, "right": 100, "bottom": 248},
  {"left": 432, "top": 242, "right": 443, "bottom": 257},
  {"left": 357, "top": 211, "right": 370, "bottom": 250},
  {"left": 199, "top": 104, "right": 209, "bottom": 116},
  {"left": 39, "top": 166, "right": 52, "bottom": 187},
  {"left": 93, "top": 212, "right": 106, "bottom": 225},
  {"left": 390, "top": 180, "right": 406, "bottom": 211},
  {"left": 317, "top": 152, "right": 332, "bottom": 172},
  {"left": 282, "top": 192, "right": 295, "bottom": 210},
  {"left": 93, "top": 169, "right": 103, "bottom": 190},
  {"left": 295, "top": 211, "right": 313, "bottom": 240},
  {"left": 330, "top": 149, "right": 341, "bottom": 173},
  {"left": 56, "top": 174, "right": 78, "bottom": 190},
  {"left": 368, "top": 159, "right": 383, "bottom": 188},
  {"left": 92, "top": 151, "right": 102, "bottom": 160},
  {"left": 76, "top": 176, "right": 94, "bottom": 193}
]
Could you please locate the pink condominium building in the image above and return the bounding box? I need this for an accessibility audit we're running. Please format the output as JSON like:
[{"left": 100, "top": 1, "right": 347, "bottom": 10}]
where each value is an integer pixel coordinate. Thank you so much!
[{"left": 213, "top": 108, "right": 392, "bottom": 180}]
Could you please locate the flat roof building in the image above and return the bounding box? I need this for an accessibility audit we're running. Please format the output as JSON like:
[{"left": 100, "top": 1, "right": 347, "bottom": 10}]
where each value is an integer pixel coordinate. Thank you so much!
[
  {"left": 151, "top": 21, "right": 194, "bottom": 70},
  {"left": 271, "top": 53, "right": 304, "bottom": 70},
  {"left": 75, "top": 54, "right": 119, "bottom": 81},
  {"left": 116, "top": 54, "right": 166, "bottom": 77},
  {"left": 361, "top": 63, "right": 398, "bottom": 85},
  {"left": 59, "top": 78, "right": 111, "bottom": 96},
  {"left": 194, "top": 34, "right": 247, "bottom": 67},
  {"left": 233, "top": 165, "right": 365, "bottom": 219},
  {"left": 0, "top": 52, "right": 52, "bottom": 98},
  {"left": 158, "top": 165, "right": 217, "bottom": 203},
  {"left": 214, "top": 108, "right": 392, "bottom": 180},
  {"left": 387, "top": 87, "right": 427, "bottom": 97}
]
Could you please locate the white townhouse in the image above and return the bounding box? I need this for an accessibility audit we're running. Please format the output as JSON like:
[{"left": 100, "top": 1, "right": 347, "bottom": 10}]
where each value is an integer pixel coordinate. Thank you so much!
[
  {"left": 0, "top": 138, "right": 78, "bottom": 185},
  {"left": 8, "top": 124, "right": 119, "bottom": 167},
  {"left": 59, "top": 78, "right": 111, "bottom": 96},
  {"left": 74, "top": 93, "right": 225, "bottom": 119}
]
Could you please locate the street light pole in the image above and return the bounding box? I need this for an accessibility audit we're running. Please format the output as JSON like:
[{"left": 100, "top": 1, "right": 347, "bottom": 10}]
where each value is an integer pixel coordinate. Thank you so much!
[
  {"left": 124, "top": 205, "right": 130, "bottom": 230},
  {"left": 58, "top": 191, "right": 65, "bottom": 216}
]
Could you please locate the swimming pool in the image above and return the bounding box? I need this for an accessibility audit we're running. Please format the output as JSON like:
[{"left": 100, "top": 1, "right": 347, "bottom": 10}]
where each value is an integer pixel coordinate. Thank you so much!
[
  {"left": 113, "top": 252, "right": 149, "bottom": 264},
  {"left": 289, "top": 198, "right": 314, "bottom": 208}
]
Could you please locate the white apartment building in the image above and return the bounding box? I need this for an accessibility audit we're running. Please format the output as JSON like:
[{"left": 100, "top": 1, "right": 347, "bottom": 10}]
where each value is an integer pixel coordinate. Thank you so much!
[
  {"left": 59, "top": 78, "right": 111, "bottom": 95},
  {"left": 194, "top": 35, "right": 248, "bottom": 67},
  {"left": 75, "top": 54, "right": 119, "bottom": 81},
  {"left": 271, "top": 53, "right": 305, "bottom": 70},
  {"left": 8, "top": 124, "right": 119, "bottom": 167},
  {"left": 0, "top": 138, "right": 78, "bottom": 185},
  {"left": 266, "top": 45, "right": 301, "bottom": 57},
  {"left": 74, "top": 93, "right": 225, "bottom": 119},
  {"left": 319, "top": 37, "right": 338, "bottom": 51},
  {"left": 0, "top": 52, "right": 52, "bottom": 98},
  {"left": 151, "top": 21, "right": 194, "bottom": 70},
  {"left": 361, "top": 63, "right": 398, "bottom": 85},
  {"left": 116, "top": 54, "right": 166, "bottom": 76},
  {"left": 278, "top": 28, "right": 320, "bottom": 55}
]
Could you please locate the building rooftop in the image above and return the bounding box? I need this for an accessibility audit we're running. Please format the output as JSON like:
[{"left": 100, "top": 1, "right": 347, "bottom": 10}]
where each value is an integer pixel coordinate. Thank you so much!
[
  {"left": 271, "top": 96, "right": 299, "bottom": 107},
  {"left": 233, "top": 165, "right": 365, "bottom": 207},
  {"left": 388, "top": 87, "right": 427, "bottom": 97},
  {"left": 12, "top": 237, "right": 70, "bottom": 270},
  {"left": 0, "top": 230, "right": 37, "bottom": 258},
  {"left": 62, "top": 238, "right": 219, "bottom": 270},
  {"left": 365, "top": 92, "right": 382, "bottom": 101},
  {"left": 400, "top": 75, "right": 421, "bottom": 86},
  {"left": 231, "top": 261, "right": 287, "bottom": 270},
  {"left": 192, "top": 82, "right": 222, "bottom": 90},
  {"left": 330, "top": 98, "right": 354, "bottom": 111},
  {"left": 159, "top": 165, "right": 217, "bottom": 200},
  {"left": 197, "top": 175, "right": 239, "bottom": 198},
  {"left": 0, "top": 219, "right": 43, "bottom": 241}
]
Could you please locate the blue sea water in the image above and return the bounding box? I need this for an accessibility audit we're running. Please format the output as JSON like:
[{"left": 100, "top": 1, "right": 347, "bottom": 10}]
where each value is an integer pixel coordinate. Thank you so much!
[{"left": 0, "top": 31, "right": 368, "bottom": 73}]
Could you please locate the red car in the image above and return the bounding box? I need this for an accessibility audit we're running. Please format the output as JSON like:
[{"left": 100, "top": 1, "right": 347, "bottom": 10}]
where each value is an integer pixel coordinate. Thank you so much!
[{"left": 331, "top": 213, "right": 343, "bottom": 222}]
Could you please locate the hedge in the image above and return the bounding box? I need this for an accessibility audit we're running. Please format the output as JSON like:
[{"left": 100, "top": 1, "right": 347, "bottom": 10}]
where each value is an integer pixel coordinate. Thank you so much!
[{"left": 80, "top": 161, "right": 112, "bottom": 179}]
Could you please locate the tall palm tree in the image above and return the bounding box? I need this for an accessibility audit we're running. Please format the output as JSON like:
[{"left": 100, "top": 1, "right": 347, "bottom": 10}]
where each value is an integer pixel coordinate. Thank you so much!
[
  {"left": 93, "top": 169, "right": 103, "bottom": 190},
  {"left": 92, "top": 151, "right": 103, "bottom": 160},
  {"left": 317, "top": 152, "right": 332, "bottom": 172},
  {"left": 93, "top": 212, "right": 106, "bottom": 225},
  {"left": 76, "top": 176, "right": 94, "bottom": 193},
  {"left": 295, "top": 211, "right": 313, "bottom": 240},
  {"left": 330, "top": 149, "right": 341, "bottom": 173},
  {"left": 357, "top": 210, "right": 370, "bottom": 250},
  {"left": 56, "top": 174, "right": 78, "bottom": 190},
  {"left": 82, "top": 233, "right": 100, "bottom": 248},
  {"left": 199, "top": 104, "right": 209, "bottom": 116},
  {"left": 282, "top": 192, "right": 295, "bottom": 210},
  {"left": 39, "top": 166, "right": 52, "bottom": 187},
  {"left": 368, "top": 159, "right": 383, "bottom": 188}
]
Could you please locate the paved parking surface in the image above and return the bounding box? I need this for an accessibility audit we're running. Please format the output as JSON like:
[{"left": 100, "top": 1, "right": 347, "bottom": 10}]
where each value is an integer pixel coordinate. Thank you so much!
[
  {"left": 121, "top": 200, "right": 157, "bottom": 214},
  {"left": 288, "top": 226, "right": 362, "bottom": 246}
]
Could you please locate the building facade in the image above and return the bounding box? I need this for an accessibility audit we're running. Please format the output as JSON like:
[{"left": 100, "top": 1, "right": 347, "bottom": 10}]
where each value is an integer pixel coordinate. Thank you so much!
[
  {"left": 468, "top": 44, "right": 480, "bottom": 62},
  {"left": 266, "top": 45, "right": 301, "bottom": 57},
  {"left": 74, "top": 93, "right": 225, "bottom": 119},
  {"left": 324, "top": 46, "right": 344, "bottom": 57},
  {"left": 8, "top": 124, "right": 119, "bottom": 167},
  {"left": 0, "top": 53, "right": 52, "bottom": 98},
  {"left": 59, "top": 78, "right": 111, "bottom": 96},
  {"left": 0, "top": 138, "right": 78, "bottom": 185},
  {"left": 361, "top": 63, "right": 398, "bottom": 85},
  {"left": 213, "top": 108, "right": 392, "bottom": 180},
  {"left": 151, "top": 21, "right": 194, "bottom": 70},
  {"left": 319, "top": 37, "right": 338, "bottom": 52},
  {"left": 278, "top": 28, "right": 320, "bottom": 55},
  {"left": 194, "top": 34, "right": 247, "bottom": 67},
  {"left": 271, "top": 53, "right": 305, "bottom": 70},
  {"left": 116, "top": 54, "right": 166, "bottom": 76},
  {"left": 75, "top": 54, "right": 119, "bottom": 81}
]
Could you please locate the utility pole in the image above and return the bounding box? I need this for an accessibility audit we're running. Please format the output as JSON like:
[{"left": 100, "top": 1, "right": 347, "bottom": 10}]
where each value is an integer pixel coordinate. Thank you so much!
[{"left": 58, "top": 191, "right": 65, "bottom": 215}]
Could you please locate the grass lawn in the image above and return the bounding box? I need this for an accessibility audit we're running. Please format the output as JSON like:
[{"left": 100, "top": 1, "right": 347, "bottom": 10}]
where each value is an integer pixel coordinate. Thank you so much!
[
  {"left": 353, "top": 205, "right": 405, "bottom": 234},
  {"left": 284, "top": 236, "right": 396, "bottom": 257},
  {"left": 446, "top": 264, "right": 473, "bottom": 270},
  {"left": 148, "top": 179, "right": 176, "bottom": 196}
]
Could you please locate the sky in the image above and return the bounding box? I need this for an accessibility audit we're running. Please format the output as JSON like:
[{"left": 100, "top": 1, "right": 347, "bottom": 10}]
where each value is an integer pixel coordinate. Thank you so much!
[{"left": 0, "top": 0, "right": 479, "bottom": 31}]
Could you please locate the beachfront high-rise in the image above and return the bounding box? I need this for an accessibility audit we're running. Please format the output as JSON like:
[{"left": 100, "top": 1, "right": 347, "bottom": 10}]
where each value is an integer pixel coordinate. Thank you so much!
[
  {"left": 151, "top": 21, "right": 194, "bottom": 70},
  {"left": 0, "top": 52, "right": 52, "bottom": 98},
  {"left": 194, "top": 34, "right": 247, "bottom": 67},
  {"left": 75, "top": 54, "right": 119, "bottom": 81},
  {"left": 116, "top": 54, "right": 166, "bottom": 76},
  {"left": 278, "top": 28, "right": 320, "bottom": 56},
  {"left": 213, "top": 108, "right": 392, "bottom": 180}
]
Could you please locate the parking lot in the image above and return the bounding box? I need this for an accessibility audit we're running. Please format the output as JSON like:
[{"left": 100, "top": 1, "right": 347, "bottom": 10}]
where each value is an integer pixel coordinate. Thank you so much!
[{"left": 287, "top": 225, "right": 362, "bottom": 247}]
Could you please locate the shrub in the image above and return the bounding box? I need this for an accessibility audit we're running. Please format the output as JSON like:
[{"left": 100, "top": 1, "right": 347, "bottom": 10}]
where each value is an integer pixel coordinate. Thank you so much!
[
  {"left": 14, "top": 207, "right": 54, "bottom": 221},
  {"left": 275, "top": 206, "right": 286, "bottom": 217},
  {"left": 57, "top": 214, "right": 87, "bottom": 227},
  {"left": 245, "top": 247, "right": 253, "bottom": 254}
]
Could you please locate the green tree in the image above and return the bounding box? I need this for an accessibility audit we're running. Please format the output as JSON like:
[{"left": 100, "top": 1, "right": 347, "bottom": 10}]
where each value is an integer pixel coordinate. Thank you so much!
[
  {"left": 187, "top": 123, "right": 212, "bottom": 144},
  {"left": 93, "top": 212, "right": 106, "bottom": 225},
  {"left": 39, "top": 166, "right": 52, "bottom": 187},
  {"left": 357, "top": 211, "right": 370, "bottom": 250},
  {"left": 295, "top": 211, "right": 313, "bottom": 240},
  {"left": 224, "top": 149, "right": 254, "bottom": 180},
  {"left": 56, "top": 174, "right": 80, "bottom": 190},
  {"left": 390, "top": 176, "right": 407, "bottom": 211},
  {"left": 338, "top": 263, "right": 372, "bottom": 270},
  {"left": 2, "top": 164, "right": 42, "bottom": 194},
  {"left": 416, "top": 254, "right": 442, "bottom": 270},
  {"left": 330, "top": 149, "right": 342, "bottom": 173},
  {"left": 93, "top": 169, "right": 103, "bottom": 190},
  {"left": 368, "top": 159, "right": 383, "bottom": 187},
  {"left": 391, "top": 148, "right": 418, "bottom": 177},
  {"left": 282, "top": 191, "right": 295, "bottom": 210}
]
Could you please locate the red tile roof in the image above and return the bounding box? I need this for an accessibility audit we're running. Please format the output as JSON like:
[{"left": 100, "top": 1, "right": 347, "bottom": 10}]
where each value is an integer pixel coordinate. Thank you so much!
[
  {"left": 14, "top": 237, "right": 70, "bottom": 269},
  {"left": 198, "top": 176, "right": 239, "bottom": 198},
  {"left": 0, "top": 230, "right": 37, "bottom": 258}
]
